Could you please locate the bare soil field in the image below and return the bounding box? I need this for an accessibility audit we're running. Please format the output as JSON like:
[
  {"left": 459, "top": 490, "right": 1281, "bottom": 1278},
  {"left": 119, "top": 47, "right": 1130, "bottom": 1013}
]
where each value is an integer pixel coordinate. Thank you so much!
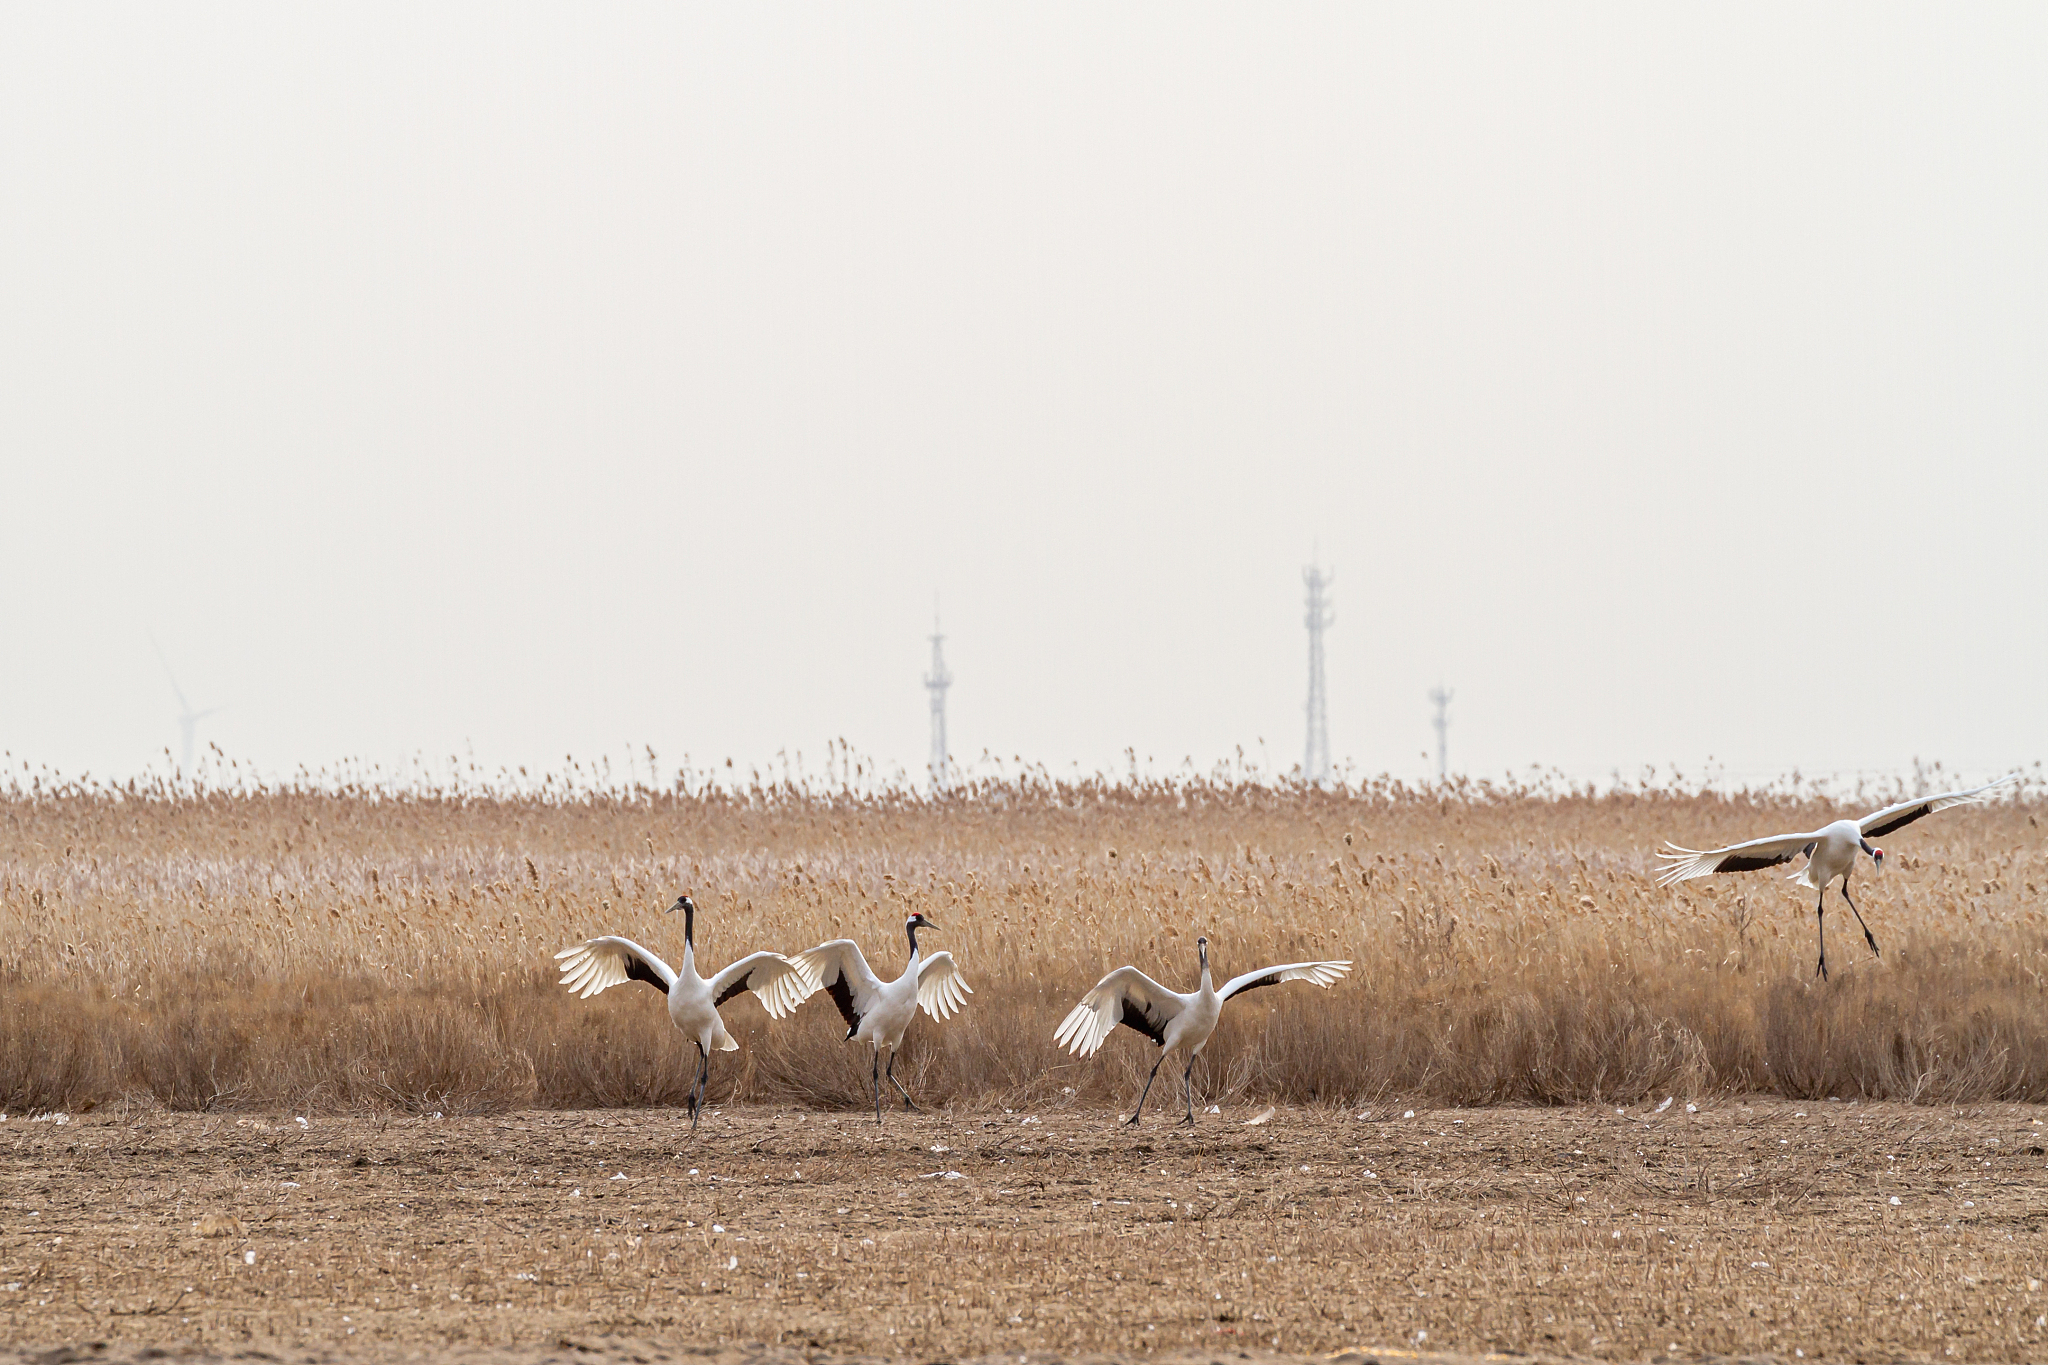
[{"left": 4, "top": 1100, "right": 2045, "bottom": 1365}]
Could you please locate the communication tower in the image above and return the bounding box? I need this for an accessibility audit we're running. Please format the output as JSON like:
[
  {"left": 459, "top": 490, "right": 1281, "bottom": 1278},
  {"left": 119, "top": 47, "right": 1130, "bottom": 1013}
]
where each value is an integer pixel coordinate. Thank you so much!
[
  {"left": 1302, "top": 564, "right": 1333, "bottom": 785},
  {"left": 924, "top": 617, "right": 952, "bottom": 791},
  {"left": 1429, "top": 683, "right": 1453, "bottom": 781}
]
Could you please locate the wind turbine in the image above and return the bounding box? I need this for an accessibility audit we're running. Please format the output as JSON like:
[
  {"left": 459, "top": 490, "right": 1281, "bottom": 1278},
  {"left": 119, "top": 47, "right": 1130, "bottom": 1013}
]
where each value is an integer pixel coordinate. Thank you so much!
[{"left": 150, "top": 637, "right": 219, "bottom": 775}]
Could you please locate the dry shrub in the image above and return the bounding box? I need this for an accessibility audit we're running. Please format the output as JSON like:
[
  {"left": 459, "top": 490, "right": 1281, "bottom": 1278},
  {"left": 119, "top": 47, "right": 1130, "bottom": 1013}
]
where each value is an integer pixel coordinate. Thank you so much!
[
  {"left": 0, "top": 984, "right": 113, "bottom": 1112},
  {"left": 310, "top": 986, "right": 540, "bottom": 1114},
  {"left": 512, "top": 981, "right": 706, "bottom": 1110},
  {"left": 748, "top": 985, "right": 1075, "bottom": 1112},
  {"left": 1, "top": 766, "right": 2042, "bottom": 1112},
  {"left": 123, "top": 994, "right": 260, "bottom": 1110}
]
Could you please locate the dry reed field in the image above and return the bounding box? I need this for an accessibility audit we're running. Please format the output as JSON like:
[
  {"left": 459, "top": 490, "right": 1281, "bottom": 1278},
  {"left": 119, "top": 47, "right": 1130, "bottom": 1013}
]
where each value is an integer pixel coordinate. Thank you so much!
[
  {"left": 1, "top": 767, "right": 2044, "bottom": 1116},
  {"left": 2, "top": 767, "right": 2047, "bottom": 1363}
]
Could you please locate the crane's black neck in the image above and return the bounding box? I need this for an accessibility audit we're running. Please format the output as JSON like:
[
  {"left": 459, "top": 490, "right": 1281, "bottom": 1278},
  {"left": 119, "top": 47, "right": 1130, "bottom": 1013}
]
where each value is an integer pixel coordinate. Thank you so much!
[
  {"left": 905, "top": 917, "right": 922, "bottom": 960},
  {"left": 681, "top": 897, "right": 696, "bottom": 948}
]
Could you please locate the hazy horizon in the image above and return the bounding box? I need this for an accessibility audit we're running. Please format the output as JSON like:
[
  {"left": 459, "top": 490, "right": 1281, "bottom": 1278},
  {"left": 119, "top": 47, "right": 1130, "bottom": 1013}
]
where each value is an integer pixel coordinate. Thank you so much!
[{"left": 4, "top": 6, "right": 2043, "bottom": 791}]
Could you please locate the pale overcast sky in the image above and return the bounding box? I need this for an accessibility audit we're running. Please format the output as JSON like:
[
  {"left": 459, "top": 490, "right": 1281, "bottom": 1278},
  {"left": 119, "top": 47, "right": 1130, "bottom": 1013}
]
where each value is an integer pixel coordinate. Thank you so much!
[{"left": 2, "top": 6, "right": 2043, "bottom": 790}]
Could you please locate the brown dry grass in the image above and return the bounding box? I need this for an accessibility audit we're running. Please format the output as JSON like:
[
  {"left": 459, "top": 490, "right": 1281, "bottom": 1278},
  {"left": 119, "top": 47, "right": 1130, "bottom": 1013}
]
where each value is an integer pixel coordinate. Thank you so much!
[
  {"left": 2, "top": 767, "right": 2043, "bottom": 1115},
  {"left": 3, "top": 1103, "right": 2046, "bottom": 1362}
]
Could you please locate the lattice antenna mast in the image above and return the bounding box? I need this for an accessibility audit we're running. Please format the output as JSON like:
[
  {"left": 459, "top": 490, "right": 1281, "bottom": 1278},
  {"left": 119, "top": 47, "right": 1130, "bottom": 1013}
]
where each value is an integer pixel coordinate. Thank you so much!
[
  {"left": 1302, "top": 565, "right": 1333, "bottom": 785},
  {"left": 924, "top": 616, "right": 953, "bottom": 792},
  {"left": 1429, "top": 684, "right": 1453, "bottom": 782}
]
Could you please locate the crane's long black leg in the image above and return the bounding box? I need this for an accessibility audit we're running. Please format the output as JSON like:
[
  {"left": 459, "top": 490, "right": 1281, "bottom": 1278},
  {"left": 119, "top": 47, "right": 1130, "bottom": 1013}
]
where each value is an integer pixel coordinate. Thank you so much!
[
  {"left": 872, "top": 1051, "right": 884, "bottom": 1126},
  {"left": 1177, "top": 1054, "right": 1198, "bottom": 1127},
  {"left": 1841, "top": 876, "right": 1881, "bottom": 957},
  {"left": 689, "top": 1043, "right": 708, "bottom": 1131},
  {"left": 1125, "top": 1052, "right": 1167, "bottom": 1126},
  {"left": 1815, "top": 889, "right": 1829, "bottom": 982},
  {"left": 885, "top": 1050, "right": 919, "bottom": 1111}
]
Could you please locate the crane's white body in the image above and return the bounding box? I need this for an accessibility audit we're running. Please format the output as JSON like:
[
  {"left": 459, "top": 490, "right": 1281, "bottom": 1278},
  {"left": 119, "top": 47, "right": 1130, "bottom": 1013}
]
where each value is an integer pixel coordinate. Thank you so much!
[
  {"left": 786, "top": 913, "right": 971, "bottom": 1121},
  {"left": 556, "top": 934, "right": 798, "bottom": 1052},
  {"left": 1656, "top": 774, "right": 2018, "bottom": 979},
  {"left": 1791, "top": 821, "right": 1862, "bottom": 893},
  {"left": 554, "top": 895, "right": 803, "bottom": 1126},
  {"left": 1055, "top": 938, "right": 1350, "bottom": 1125}
]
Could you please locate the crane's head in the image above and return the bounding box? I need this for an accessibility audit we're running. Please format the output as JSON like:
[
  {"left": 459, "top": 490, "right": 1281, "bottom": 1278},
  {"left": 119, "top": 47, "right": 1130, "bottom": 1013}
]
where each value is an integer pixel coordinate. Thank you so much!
[
  {"left": 665, "top": 894, "right": 697, "bottom": 916},
  {"left": 1860, "top": 838, "right": 1884, "bottom": 873},
  {"left": 905, "top": 911, "right": 939, "bottom": 932}
]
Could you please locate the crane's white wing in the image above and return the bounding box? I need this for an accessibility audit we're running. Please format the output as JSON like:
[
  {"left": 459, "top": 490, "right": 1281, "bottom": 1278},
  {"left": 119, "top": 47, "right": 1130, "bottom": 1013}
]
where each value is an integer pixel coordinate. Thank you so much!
[
  {"left": 708, "top": 951, "right": 804, "bottom": 1017},
  {"left": 788, "top": 939, "right": 888, "bottom": 1032},
  {"left": 1654, "top": 831, "right": 1824, "bottom": 886},
  {"left": 554, "top": 936, "right": 677, "bottom": 999},
  {"left": 1859, "top": 773, "right": 2019, "bottom": 840},
  {"left": 753, "top": 958, "right": 822, "bottom": 1020},
  {"left": 1053, "top": 966, "right": 1188, "bottom": 1057},
  {"left": 1219, "top": 959, "right": 1352, "bottom": 1002},
  {"left": 914, "top": 951, "right": 973, "bottom": 1021}
]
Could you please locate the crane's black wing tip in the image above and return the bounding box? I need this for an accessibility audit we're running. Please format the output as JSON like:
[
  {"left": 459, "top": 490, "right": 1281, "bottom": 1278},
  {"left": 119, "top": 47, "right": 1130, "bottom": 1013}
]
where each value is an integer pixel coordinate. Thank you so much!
[
  {"left": 1863, "top": 805, "right": 1933, "bottom": 841},
  {"left": 1223, "top": 970, "right": 1286, "bottom": 1000},
  {"left": 823, "top": 971, "right": 862, "bottom": 1033},
  {"left": 1714, "top": 852, "right": 1798, "bottom": 874},
  {"left": 713, "top": 966, "right": 765, "bottom": 1008},
  {"left": 624, "top": 955, "right": 671, "bottom": 995},
  {"left": 1116, "top": 999, "right": 1168, "bottom": 1045}
]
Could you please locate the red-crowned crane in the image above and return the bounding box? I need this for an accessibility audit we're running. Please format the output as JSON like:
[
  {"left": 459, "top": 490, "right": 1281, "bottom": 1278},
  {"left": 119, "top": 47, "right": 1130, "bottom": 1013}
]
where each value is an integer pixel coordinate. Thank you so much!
[
  {"left": 554, "top": 894, "right": 806, "bottom": 1128},
  {"left": 1657, "top": 773, "right": 2019, "bottom": 979},
  {"left": 784, "top": 912, "right": 972, "bottom": 1123},
  {"left": 1054, "top": 935, "right": 1350, "bottom": 1126}
]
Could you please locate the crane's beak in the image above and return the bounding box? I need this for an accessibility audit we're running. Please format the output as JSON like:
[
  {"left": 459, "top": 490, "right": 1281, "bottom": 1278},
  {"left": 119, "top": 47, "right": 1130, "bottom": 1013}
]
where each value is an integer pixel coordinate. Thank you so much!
[{"left": 917, "top": 914, "right": 941, "bottom": 931}]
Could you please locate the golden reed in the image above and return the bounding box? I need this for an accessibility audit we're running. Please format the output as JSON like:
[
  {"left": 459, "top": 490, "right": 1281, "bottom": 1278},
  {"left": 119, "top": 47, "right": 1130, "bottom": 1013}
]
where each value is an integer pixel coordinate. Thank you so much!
[{"left": 2, "top": 763, "right": 2041, "bottom": 1114}]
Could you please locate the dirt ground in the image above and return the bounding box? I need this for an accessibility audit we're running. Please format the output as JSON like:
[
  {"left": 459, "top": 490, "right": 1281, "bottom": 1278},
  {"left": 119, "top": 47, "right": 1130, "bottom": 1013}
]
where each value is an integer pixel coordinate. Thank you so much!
[{"left": 2, "top": 1099, "right": 2044, "bottom": 1365}]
